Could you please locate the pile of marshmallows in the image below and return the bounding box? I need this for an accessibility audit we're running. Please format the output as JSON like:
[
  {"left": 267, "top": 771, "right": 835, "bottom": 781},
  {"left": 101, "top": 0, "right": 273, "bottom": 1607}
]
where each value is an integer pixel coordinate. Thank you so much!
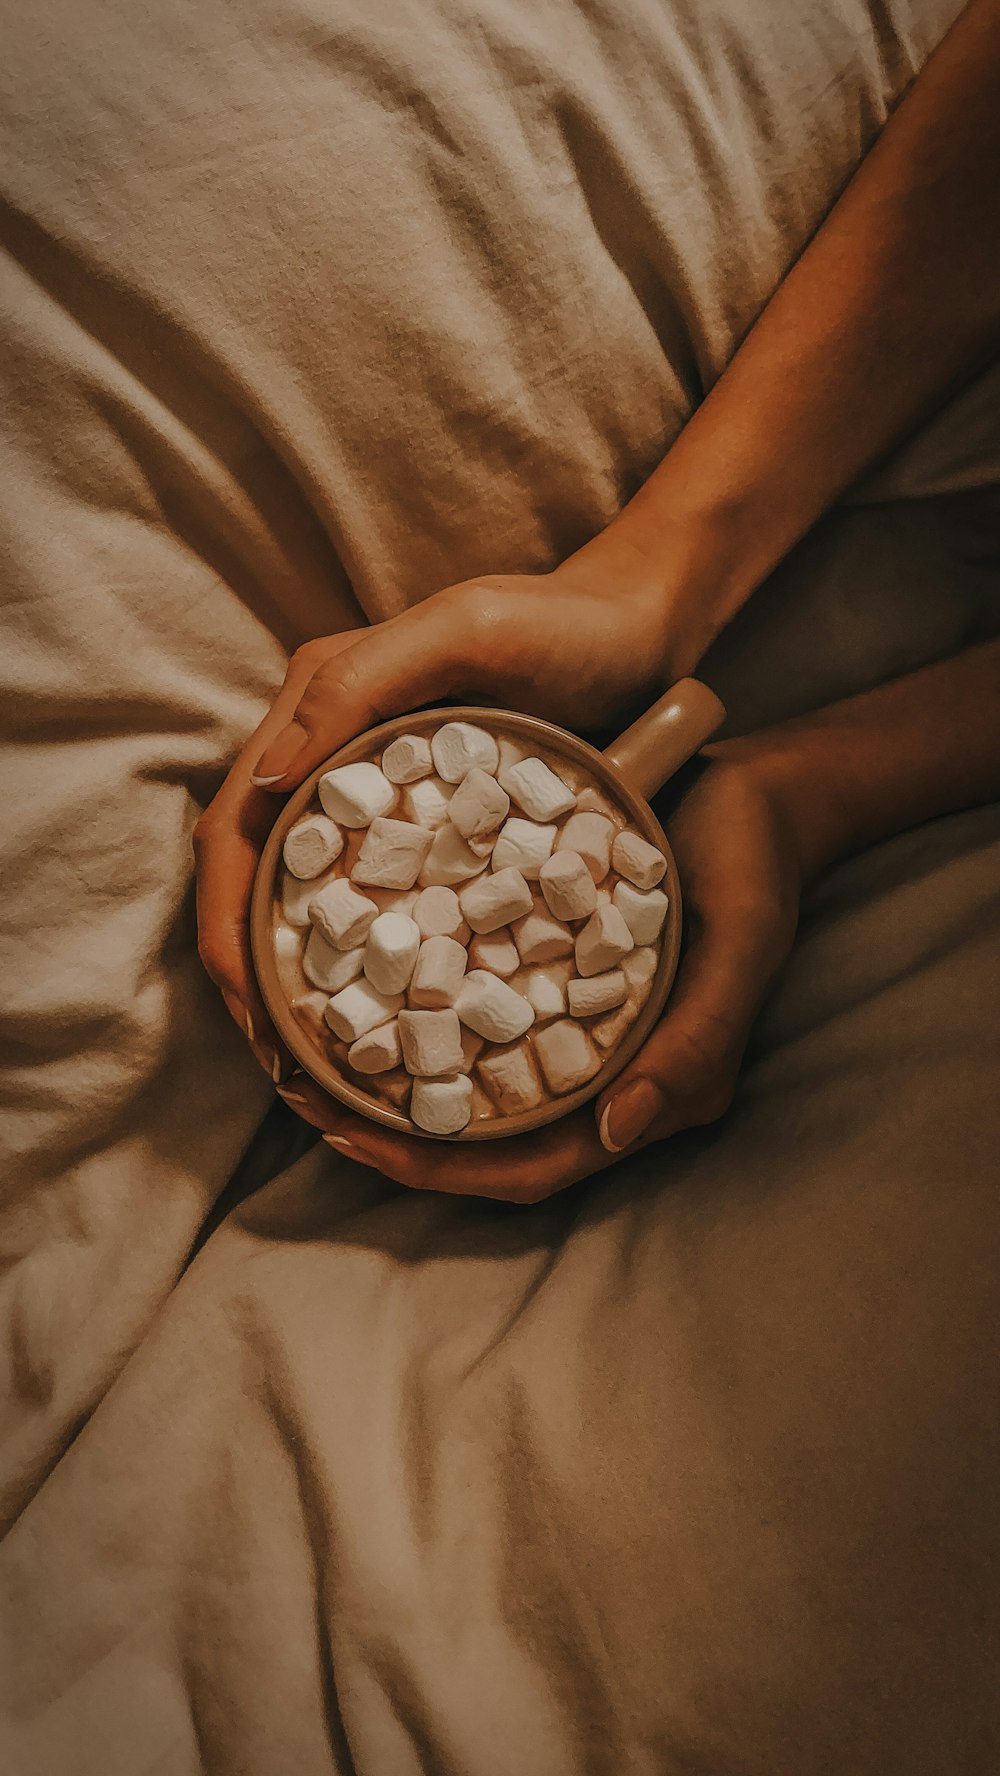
[{"left": 277, "top": 721, "right": 669, "bottom": 1135}]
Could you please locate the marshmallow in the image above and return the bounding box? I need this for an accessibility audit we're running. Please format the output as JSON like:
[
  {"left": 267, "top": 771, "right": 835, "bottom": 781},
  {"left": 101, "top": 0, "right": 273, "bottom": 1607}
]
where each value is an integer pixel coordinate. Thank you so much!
[
  {"left": 502, "top": 756, "right": 576, "bottom": 822},
  {"left": 538, "top": 850, "right": 597, "bottom": 922},
  {"left": 496, "top": 736, "right": 528, "bottom": 788},
  {"left": 612, "top": 830, "right": 667, "bottom": 892},
  {"left": 282, "top": 814, "right": 344, "bottom": 880},
  {"left": 431, "top": 721, "right": 500, "bottom": 783},
  {"left": 555, "top": 812, "right": 614, "bottom": 882},
  {"left": 455, "top": 970, "right": 535, "bottom": 1044},
  {"left": 303, "top": 928, "right": 365, "bottom": 993},
  {"left": 459, "top": 866, "right": 533, "bottom": 934},
  {"left": 274, "top": 923, "right": 304, "bottom": 962},
  {"left": 325, "top": 979, "right": 404, "bottom": 1042},
  {"left": 397, "top": 1008, "right": 467, "bottom": 1076},
  {"left": 623, "top": 946, "right": 659, "bottom": 994},
  {"left": 592, "top": 1003, "right": 637, "bottom": 1052},
  {"left": 363, "top": 912, "right": 421, "bottom": 995},
  {"left": 402, "top": 776, "right": 455, "bottom": 830},
  {"left": 467, "top": 831, "right": 499, "bottom": 859},
  {"left": 309, "top": 878, "right": 379, "bottom": 950},
  {"left": 532, "top": 1020, "right": 601, "bottom": 1095},
  {"left": 467, "top": 931, "right": 519, "bottom": 978},
  {"left": 522, "top": 965, "right": 569, "bottom": 1022},
  {"left": 282, "top": 870, "right": 334, "bottom": 928},
  {"left": 476, "top": 1041, "right": 544, "bottom": 1115},
  {"left": 567, "top": 969, "right": 627, "bottom": 1018},
  {"left": 351, "top": 817, "right": 435, "bottom": 890},
  {"left": 511, "top": 906, "right": 574, "bottom": 964},
  {"left": 381, "top": 734, "right": 433, "bottom": 784},
  {"left": 418, "top": 823, "right": 489, "bottom": 887},
  {"left": 575, "top": 904, "right": 635, "bottom": 977},
  {"left": 491, "top": 817, "right": 557, "bottom": 880},
  {"left": 410, "top": 1075, "right": 473, "bottom": 1134},
  {"left": 347, "top": 1020, "right": 403, "bottom": 1074},
  {"left": 318, "top": 762, "right": 396, "bottom": 827},
  {"left": 457, "top": 1024, "right": 485, "bottom": 1073},
  {"left": 574, "top": 786, "right": 622, "bottom": 823},
  {"left": 447, "top": 767, "right": 510, "bottom": 840},
  {"left": 292, "top": 988, "right": 331, "bottom": 1038},
  {"left": 613, "top": 882, "right": 669, "bottom": 946},
  {"left": 413, "top": 886, "right": 469, "bottom": 944},
  {"left": 408, "top": 935, "right": 468, "bottom": 1009}
]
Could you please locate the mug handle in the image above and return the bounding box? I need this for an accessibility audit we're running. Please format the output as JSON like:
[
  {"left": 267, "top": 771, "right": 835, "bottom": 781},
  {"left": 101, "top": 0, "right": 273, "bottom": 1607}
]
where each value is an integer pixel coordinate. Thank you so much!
[{"left": 602, "top": 678, "right": 726, "bottom": 802}]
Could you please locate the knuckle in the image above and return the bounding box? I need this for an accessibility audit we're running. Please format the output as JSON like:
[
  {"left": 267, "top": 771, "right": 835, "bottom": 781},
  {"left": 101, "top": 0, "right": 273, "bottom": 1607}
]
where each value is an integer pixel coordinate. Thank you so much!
[{"left": 290, "top": 637, "right": 337, "bottom": 675}]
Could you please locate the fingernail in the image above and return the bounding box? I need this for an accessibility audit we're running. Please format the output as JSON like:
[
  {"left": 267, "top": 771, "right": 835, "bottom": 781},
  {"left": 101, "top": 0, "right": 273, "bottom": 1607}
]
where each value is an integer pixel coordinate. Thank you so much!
[
  {"left": 249, "top": 772, "right": 286, "bottom": 787},
  {"left": 277, "top": 1086, "right": 308, "bottom": 1106},
  {"left": 323, "top": 1133, "right": 355, "bottom": 1152},
  {"left": 244, "top": 1010, "right": 256, "bottom": 1045},
  {"left": 599, "top": 1078, "right": 664, "bottom": 1152},
  {"left": 252, "top": 723, "right": 307, "bottom": 785}
]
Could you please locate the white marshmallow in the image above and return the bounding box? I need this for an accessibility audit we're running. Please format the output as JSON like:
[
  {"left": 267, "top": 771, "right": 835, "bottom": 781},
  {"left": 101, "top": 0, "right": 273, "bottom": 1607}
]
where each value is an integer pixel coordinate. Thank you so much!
[
  {"left": 455, "top": 970, "right": 535, "bottom": 1044},
  {"left": 318, "top": 762, "right": 396, "bottom": 827},
  {"left": 309, "top": 878, "right": 379, "bottom": 950},
  {"left": 447, "top": 767, "right": 510, "bottom": 840},
  {"left": 410, "top": 1075, "right": 473, "bottom": 1135},
  {"left": 555, "top": 812, "right": 614, "bottom": 882},
  {"left": 623, "top": 946, "right": 659, "bottom": 994},
  {"left": 459, "top": 866, "right": 534, "bottom": 934},
  {"left": 567, "top": 969, "right": 627, "bottom": 1019},
  {"left": 412, "top": 886, "right": 469, "bottom": 944},
  {"left": 274, "top": 923, "right": 303, "bottom": 962},
  {"left": 303, "top": 928, "right": 365, "bottom": 993},
  {"left": 496, "top": 736, "right": 529, "bottom": 789},
  {"left": 467, "top": 831, "right": 499, "bottom": 859},
  {"left": 612, "top": 830, "right": 667, "bottom": 892},
  {"left": 325, "top": 979, "right": 404, "bottom": 1042},
  {"left": 532, "top": 1020, "right": 601, "bottom": 1095},
  {"left": 467, "top": 931, "right": 520, "bottom": 978},
  {"left": 418, "top": 823, "right": 489, "bottom": 887},
  {"left": 512, "top": 906, "right": 574, "bottom": 964},
  {"left": 363, "top": 912, "right": 421, "bottom": 995},
  {"left": 592, "top": 1003, "right": 637, "bottom": 1052},
  {"left": 282, "top": 814, "right": 344, "bottom": 880},
  {"left": 397, "top": 1008, "right": 467, "bottom": 1076},
  {"left": 538, "top": 850, "right": 597, "bottom": 922},
  {"left": 408, "top": 935, "right": 468, "bottom": 1009},
  {"left": 574, "top": 786, "right": 622, "bottom": 823},
  {"left": 457, "top": 1024, "right": 485, "bottom": 1073},
  {"left": 575, "top": 904, "right": 635, "bottom": 976},
  {"left": 351, "top": 817, "right": 435, "bottom": 890},
  {"left": 476, "top": 1041, "right": 544, "bottom": 1115},
  {"left": 502, "top": 756, "right": 576, "bottom": 822},
  {"left": 380, "top": 733, "right": 433, "bottom": 784},
  {"left": 367, "top": 887, "right": 419, "bottom": 918},
  {"left": 613, "top": 881, "right": 669, "bottom": 946},
  {"left": 523, "top": 965, "right": 569, "bottom": 1022},
  {"left": 347, "top": 1020, "right": 403, "bottom": 1074},
  {"left": 402, "top": 776, "right": 455, "bottom": 830},
  {"left": 431, "top": 722, "right": 500, "bottom": 783},
  {"left": 491, "top": 817, "right": 557, "bottom": 880},
  {"left": 282, "top": 870, "right": 334, "bottom": 928}
]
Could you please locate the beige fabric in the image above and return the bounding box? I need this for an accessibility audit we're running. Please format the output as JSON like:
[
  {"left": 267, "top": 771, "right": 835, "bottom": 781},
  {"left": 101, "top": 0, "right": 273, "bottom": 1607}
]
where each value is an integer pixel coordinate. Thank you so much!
[{"left": 1, "top": 0, "right": 999, "bottom": 1770}]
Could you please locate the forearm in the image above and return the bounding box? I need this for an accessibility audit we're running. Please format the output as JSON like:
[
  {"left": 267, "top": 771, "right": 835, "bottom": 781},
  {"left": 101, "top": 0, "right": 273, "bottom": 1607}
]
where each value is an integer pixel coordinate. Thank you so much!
[{"left": 572, "top": 0, "right": 1000, "bottom": 675}]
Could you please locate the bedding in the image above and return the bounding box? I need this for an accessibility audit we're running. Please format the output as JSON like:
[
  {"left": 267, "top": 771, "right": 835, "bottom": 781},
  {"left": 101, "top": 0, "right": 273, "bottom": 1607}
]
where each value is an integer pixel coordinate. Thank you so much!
[{"left": 1, "top": 0, "right": 998, "bottom": 1769}]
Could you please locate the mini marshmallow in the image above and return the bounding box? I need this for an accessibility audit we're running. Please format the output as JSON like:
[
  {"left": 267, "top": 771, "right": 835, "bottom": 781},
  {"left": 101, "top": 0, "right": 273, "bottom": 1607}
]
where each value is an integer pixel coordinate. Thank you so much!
[
  {"left": 512, "top": 906, "right": 574, "bottom": 965},
  {"left": 408, "top": 935, "right": 468, "bottom": 1009},
  {"left": 592, "top": 1003, "right": 637, "bottom": 1052},
  {"left": 623, "top": 946, "right": 659, "bottom": 993},
  {"left": 413, "top": 886, "right": 469, "bottom": 944},
  {"left": 274, "top": 923, "right": 303, "bottom": 962},
  {"left": 476, "top": 1041, "right": 544, "bottom": 1115},
  {"left": 410, "top": 1075, "right": 473, "bottom": 1134},
  {"left": 347, "top": 1020, "right": 403, "bottom": 1074},
  {"left": 283, "top": 870, "right": 334, "bottom": 928},
  {"left": 303, "top": 928, "right": 365, "bottom": 993},
  {"left": 325, "top": 979, "right": 404, "bottom": 1042},
  {"left": 555, "top": 812, "right": 614, "bottom": 882},
  {"left": 496, "top": 736, "right": 528, "bottom": 788},
  {"left": 381, "top": 734, "right": 433, "bottom": 784},
  {"left": 532, "top": 1020, "right": 601, "bottom": 1095},
  {"left": 467, "top": 831, "right": 500, "bottom": 859},
  {"left": 397, "top": 1008, "right": 467, "bottom": 1076},
  {"left": 318, "top": 762, "right": 396, "bottom": 827},
  {"left": 457, "top": 1024, "right": 485, "bottom": 1073},
  {"left": 502, "top": 756, "right": 576, "bottom": 822},
  {"left": 351, "top": 817, "right": 435, "bottom": 890},
  {"left": 467, "top": 931, "right": 519, "bottom": 978},
  {"left": 538, "top": 850, "right": 597, "bottom": 922},
  {"left": 363, "top": 912, "right": 421, "bottom": 995},
  {"left": 612, "top": 830, "right": 667, "bottom": 892},
  {"left": 455, "top": 970, "right": 535, "bottom": 1044},
  {"left": 282, "top": 814, "right": 344, "bottom": 880},
  {"left": 567, "top": 969, "right": 627, "bottom": 1019},
  {"left": 419, "top": 823, "right": 489, "bottom": 887},
  {"left": 402, "top": 776, "right": 455, "bottom": 830},
  {"left": 523, "top": 965, "right": 569, "bottom": 1022},
  {"left": 431, "top": 721, "right": 500, "bottom": 783},
  {"left": 574, "top": 786, "right": 622, "bottom": 823},
  {"left": 613, "top": 881, "right": 669, "bottom": 946},
  {"left": 491, "top": 817, "right": 557, "bottom": 880},
  {"left": 447, "top": 767, "right": 510, "bottom": 841},
  {"left": 459, "top": 866, "right": 533, "bottom": 934},
  {"left": 575, "top": 904, "right": 635, "bottom": 976},
  {"left": 309, "top": 877, "right": 379, "bottom": 950}
]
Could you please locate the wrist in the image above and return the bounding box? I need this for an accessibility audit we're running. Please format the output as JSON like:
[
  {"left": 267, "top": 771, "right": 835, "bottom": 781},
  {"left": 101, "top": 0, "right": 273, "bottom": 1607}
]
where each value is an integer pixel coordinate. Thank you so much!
[{"left": 709, "top": 729, "right": 858, "bottom": 888}]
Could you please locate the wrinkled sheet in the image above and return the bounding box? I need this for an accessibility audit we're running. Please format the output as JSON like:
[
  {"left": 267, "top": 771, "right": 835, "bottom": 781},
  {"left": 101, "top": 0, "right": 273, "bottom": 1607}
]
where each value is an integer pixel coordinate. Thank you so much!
[{"left": 1, "top": 1, "right": 999, "bottom": 1770}]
